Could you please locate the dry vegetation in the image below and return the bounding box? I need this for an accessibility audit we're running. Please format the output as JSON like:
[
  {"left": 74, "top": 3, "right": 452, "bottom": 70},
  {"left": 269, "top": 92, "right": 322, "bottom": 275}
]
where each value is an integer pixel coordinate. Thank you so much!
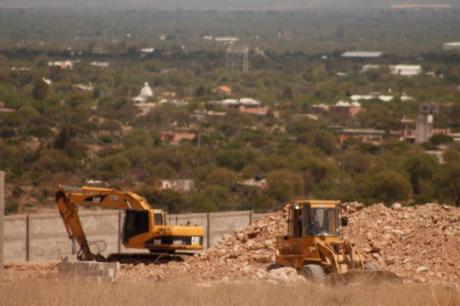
[{"left": 1, "top": 279, "right": 459, "bottom": 306}]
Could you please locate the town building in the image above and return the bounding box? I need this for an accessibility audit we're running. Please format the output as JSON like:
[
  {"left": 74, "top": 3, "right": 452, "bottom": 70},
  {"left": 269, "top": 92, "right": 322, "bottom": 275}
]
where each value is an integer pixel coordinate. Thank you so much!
[
  {"left": 215, "top": 85, "right": 232, "bottom": 95},
  {"left": 330, "top": 101, "right": 362, "bottom": 117},
  {"left": 47, "top": 61, "right": 73, "bottom": 70},
  {"left": 90, "top": 61, "right": 109, "bottom": 68},
  {"left": 160, "top": 131, "right": 197, "bottom": 145},
  {"left": 140, "top": 47, "right": 155, "bottom": 54},
  {"left": 335, "top": 128, "right": 385, "bottom": 146},
  {"left": 361, "top": 65, "right": 380, "bottom": 72},
  {"left": 0, "top": 102, "right": 15, "bottom": 113},
  {"left": 341, "top": 51, "right": 383, "bottom": 59},
  {"left": 389, "top": 65, "right": 422, "bottom": 77},
  {"left": 237, "top": 177, "right": 268, "bottom": 191},
  {"left": 310, "top": 104, "right": 330, "bottom": 113},
  {"left": 208, "top": 97, "right": 270, "bottom": 116},
  {"left": 443, "top": 42, "right": 460, "bottom": 51},
  {"left": 350, "top": 94, "right": 394, "bottom": 102},
  {"left": 42, "top": 77, "right": 52, "bottom": 85},
  {"left": 74, "top": 83, "right": 94, "bottom": 92},
  {"left": 133, "top": 82, "right": 154, "bottom": 103},
  {"left": 214, "top": 37, "right": 239, "bottom": 43},
  {"left": 157, "top": 179, "right": 195, "bottom": 193}
]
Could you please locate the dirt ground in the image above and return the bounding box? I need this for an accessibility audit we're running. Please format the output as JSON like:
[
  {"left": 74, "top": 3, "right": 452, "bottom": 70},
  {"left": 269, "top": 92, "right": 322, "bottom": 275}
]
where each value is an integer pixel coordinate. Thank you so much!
[
  {"left": 1, "top": 278, "right": 459, "bottom": 306},
  {"left": 2, "top": 202, "right": 460, "bottom": 305}
]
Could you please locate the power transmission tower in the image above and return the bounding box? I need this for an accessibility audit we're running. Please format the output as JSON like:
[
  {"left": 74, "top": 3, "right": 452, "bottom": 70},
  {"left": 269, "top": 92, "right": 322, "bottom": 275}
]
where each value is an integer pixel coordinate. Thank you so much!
[{"left": 225, "top": 43, "right": 249, "bottom": 73}]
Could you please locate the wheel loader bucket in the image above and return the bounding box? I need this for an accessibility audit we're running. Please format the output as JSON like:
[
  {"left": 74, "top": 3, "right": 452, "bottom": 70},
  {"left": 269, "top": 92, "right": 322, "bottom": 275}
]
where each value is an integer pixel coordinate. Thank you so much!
[{"left": 326, "top": 270, "right": 403, "bottom": 286}]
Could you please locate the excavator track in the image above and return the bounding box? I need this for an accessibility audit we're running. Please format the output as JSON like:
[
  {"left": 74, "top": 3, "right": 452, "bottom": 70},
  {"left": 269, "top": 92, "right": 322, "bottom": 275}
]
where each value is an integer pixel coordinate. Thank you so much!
[{"left": 106, "top": 252, "right": 194, "bottom": 265}]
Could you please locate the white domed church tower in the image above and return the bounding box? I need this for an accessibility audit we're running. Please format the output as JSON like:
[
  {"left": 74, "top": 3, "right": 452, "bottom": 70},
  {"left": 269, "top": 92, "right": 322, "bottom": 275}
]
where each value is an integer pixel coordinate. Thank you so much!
[{"left": 133, "top": 82, "right": 153, "bottom": 103}]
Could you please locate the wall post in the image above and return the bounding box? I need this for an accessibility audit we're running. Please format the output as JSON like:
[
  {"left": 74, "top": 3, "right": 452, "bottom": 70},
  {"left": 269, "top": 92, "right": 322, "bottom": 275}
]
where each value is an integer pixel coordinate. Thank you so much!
[
  {"left": 117, "top": 210, "right": 122, "bottom": 253},
  {"left": 0, "top": 171, "right": 4, "bottom": 272},
  {"left": 206, "top": 212, "right": 211, "bottom": 249},
  {"left": 26, "top": 214, "right": 30, "bottom": 261}
]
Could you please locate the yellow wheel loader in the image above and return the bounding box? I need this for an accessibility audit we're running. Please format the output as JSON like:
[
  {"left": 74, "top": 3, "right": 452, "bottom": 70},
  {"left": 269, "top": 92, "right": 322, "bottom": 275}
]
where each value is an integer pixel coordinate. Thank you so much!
[
  {"left": 271, "top": 200, "right": 400, "bottom": 283},
  {"left": 55, "top": 185, "right": 204, "bottom": 263}
]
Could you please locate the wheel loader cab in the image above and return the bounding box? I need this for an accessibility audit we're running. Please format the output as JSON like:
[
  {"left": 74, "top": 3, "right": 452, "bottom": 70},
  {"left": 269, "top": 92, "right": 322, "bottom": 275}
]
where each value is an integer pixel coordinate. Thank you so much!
[
  {"left": 289, "top": 202, "right": 341, "bottom": 238},
  {"left": 276, "top": 200, "right": 344, "bottom": 269}
]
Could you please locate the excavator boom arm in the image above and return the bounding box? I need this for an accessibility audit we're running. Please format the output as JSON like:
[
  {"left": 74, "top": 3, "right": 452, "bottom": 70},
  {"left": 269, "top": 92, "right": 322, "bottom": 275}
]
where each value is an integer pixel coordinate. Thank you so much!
[{"left": 55, "top": 185, "right": 153, "bottom": 260}]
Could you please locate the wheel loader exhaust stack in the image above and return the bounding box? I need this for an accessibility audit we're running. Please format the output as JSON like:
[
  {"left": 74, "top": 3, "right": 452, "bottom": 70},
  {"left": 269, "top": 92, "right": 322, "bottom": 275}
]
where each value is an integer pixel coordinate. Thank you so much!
[{"left": 270, "top": 200, "right": 401, "bottom": 283}]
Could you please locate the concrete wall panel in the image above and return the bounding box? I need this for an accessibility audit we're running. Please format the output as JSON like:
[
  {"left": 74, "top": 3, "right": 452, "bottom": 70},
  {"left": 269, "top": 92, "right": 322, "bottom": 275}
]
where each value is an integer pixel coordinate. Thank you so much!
[
  {"left": 4, "top": 215, "right": 27, "bottom": 262},
  {"left": 3, "top": 209, "right": 270, "bottom": 263},
  {"left": 209, "top": 211, "right": 251, "bottom": 246}
]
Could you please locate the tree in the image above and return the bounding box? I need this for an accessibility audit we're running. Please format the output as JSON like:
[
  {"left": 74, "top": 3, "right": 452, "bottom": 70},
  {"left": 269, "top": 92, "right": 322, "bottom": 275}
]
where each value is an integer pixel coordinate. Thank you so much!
[
  {"left": 206, "top": 168, "right": 239, "bottom": 188},
  {"left": 362, "top": 171, "right": 411, "bottom": 204},
  {"left": 435, "top": 162, "right": 460, "bottom": 207},
  {"left": 281, "top": 86, "right": 293, "bottom": 101},
  {"left": 403, "top": 153, "right": 437, "bottom": 196},
  {"left": 429, "top": 134, "right": 453, "bottom": 146},
  {"left": 195, "top": 85, "right": 207, "bottom": 97},
  {"left": 54, "top": 125, "right": 77, "bottom": 151},
  {"left": 32, "top": 79, "right": 48, "bottom": 100},
  {"left": 266, "top": 169, "right": 304, "bottom": 202},
  {"left": 338, "top": 149, "right": 371, "bottom": 175},
  {"left": 307, "top": 130, "right": 336, "bottom": 155}
]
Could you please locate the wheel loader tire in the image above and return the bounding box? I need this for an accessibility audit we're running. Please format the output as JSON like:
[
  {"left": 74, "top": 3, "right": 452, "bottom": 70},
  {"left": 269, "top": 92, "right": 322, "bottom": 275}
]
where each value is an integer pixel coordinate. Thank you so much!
[
  {"left": 299, "top": 264, "right": 325, "bottom": 282},
  {"left": 364, "top": 262, "right": 381, "bottom": 271},
  {"left": 266, "top": 263, "right": 283, "bottom": 271}
]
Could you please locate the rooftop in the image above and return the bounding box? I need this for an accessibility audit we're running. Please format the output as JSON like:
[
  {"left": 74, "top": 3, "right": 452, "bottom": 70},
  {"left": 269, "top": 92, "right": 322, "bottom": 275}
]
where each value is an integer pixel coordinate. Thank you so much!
[{"left": 342, "top": 51, "right": 383, "bottom": 58}]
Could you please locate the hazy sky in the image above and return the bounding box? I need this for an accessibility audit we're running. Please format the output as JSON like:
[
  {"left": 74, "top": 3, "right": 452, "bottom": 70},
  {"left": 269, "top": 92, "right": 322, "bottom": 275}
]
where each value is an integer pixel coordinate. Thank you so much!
[{"left": 0, "top": 0, "right": 454, "bottom": 10}]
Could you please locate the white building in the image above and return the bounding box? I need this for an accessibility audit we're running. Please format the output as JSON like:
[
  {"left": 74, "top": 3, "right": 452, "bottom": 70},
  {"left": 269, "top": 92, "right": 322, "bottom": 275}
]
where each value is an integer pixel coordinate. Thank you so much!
[
  {"left": 74, "top": 83, "right": 94, "bottom": 92},
  {"left": 90, "top": 61, "right": 109, "bottom": 68},
  {"left": 133, "top": 82, "right": 154, "bottom": 103},
  {"left": 48, "top": 60, "right": 73, "bottom": 70},
  {"left": 42, "top": 77, "right": 52, "bottom": 85},
  {"left": 239, "top": 97, "right": 261, "bottom": 106},
  {"left": 390, "top": 65, "right": 422, "bottom": 77},
  {"left": 214, "top": 37, "right": 239, "bottom": 43},
  {"left": 341, "top": 51, "right": 383, "bottom": 59},
  {"left": 361, "top": 64, "right": 380, "bottom": 72},
  {"left": 141, "top": 47, "right": 155, "bottom": 54},
  {"left": 351, "top": 94, "right": 394, "bottom": 102},
  {"left": 443, "top": 42, "right": 460, "bottom": 51}
]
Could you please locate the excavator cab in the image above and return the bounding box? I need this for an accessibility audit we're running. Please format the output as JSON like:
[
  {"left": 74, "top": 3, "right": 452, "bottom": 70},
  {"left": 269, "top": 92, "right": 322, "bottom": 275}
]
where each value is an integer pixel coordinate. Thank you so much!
[{"left": 123, "top": 209, "right": 166, "bottom": 243}]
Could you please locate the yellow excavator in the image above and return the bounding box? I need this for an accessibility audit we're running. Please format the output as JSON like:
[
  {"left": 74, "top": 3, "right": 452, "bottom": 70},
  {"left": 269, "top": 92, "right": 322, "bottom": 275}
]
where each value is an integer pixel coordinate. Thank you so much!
[
  {"left": 55, "top": 185, "right": 204, "bottom": 263},
  {"left": 271, "top": 200, "right": 400, "bottom": 283}
]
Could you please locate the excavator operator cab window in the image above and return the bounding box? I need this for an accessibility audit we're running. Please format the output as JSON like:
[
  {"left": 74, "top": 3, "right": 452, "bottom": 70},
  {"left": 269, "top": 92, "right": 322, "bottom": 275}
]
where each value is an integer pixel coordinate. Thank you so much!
[
  {"left": 154, "top": 213, "right": 164, "bottom": 225},
  {"left": 123, "top": 209, "right": 149, "bottom": 243}
]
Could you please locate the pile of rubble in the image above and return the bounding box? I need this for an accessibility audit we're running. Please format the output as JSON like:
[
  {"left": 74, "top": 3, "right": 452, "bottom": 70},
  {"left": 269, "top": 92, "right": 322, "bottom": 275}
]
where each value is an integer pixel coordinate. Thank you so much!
[
  {"left": 123, "top": 202, "right": 460, "bottom": 283},
  {"left": 123, "top": 208, "right": 290, "bottom": 282},
  {"left": 343, "top": 202, "right": 460, "bottom": 283}
]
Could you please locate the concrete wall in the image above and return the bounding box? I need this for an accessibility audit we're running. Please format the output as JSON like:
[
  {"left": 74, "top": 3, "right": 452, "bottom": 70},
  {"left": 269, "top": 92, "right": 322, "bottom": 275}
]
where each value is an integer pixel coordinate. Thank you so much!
[
  {"left": 0, "top": 171, "right": 4, "bottom": 271},
  {"left": 3, "top": 210, "right": 268, "bottom": 264}
]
